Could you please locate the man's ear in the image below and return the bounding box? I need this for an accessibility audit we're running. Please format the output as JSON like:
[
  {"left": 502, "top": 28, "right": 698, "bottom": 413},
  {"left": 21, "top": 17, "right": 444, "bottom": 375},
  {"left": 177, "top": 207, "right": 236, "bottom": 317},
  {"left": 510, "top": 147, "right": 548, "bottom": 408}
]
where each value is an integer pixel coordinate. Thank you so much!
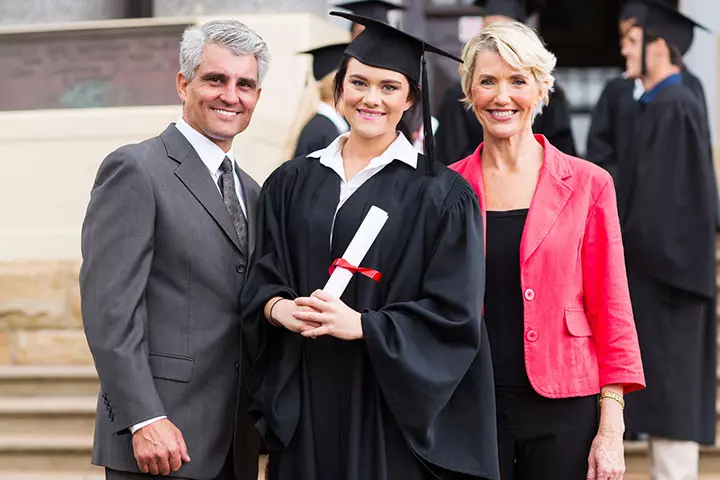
[{"left": 177, "top": 72, "right": 189, "bottom": 102}]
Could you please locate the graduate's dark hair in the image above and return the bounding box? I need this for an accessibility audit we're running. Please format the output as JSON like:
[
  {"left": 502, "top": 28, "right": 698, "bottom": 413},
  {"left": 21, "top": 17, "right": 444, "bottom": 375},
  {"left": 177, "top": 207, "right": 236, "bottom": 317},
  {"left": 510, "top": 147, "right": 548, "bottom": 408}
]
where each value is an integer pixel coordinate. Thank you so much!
[
  {"left": 333, "top": 54, "right": 422, "bottom": 142},
  {"left": 643, "top": 27, "right": 685, "bottom": 68}
]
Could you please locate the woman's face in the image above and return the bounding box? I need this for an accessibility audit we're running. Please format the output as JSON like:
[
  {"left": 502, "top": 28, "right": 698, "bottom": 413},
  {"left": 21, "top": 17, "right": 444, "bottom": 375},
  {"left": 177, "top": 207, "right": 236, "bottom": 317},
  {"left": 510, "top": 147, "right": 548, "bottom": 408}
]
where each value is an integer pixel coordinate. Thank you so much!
[
  {"left": 340, "top": 57, "right": 413, "bottom": 141},
  {"left": 470, "top": 50, "right": 543, "bottom": 141}
]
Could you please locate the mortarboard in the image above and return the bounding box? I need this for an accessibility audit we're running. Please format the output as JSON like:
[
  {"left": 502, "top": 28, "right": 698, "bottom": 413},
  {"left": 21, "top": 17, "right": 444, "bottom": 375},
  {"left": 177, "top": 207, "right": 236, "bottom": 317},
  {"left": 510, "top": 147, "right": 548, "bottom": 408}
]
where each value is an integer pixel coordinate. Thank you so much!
[
  {"left": 330, "top": 11, "right": 462, "bottom": 174},
  {"left": 630, "top": 0, "right": 708, "bottom": 56},
  {"left": 334, "top": 0, "right": 406, "bottom": 23},
  {"left": 474, "top": 0, "right": 545, "bottom": 22},
  {"left": 300, "top": 43, "right": 349, "bottom": 81}
]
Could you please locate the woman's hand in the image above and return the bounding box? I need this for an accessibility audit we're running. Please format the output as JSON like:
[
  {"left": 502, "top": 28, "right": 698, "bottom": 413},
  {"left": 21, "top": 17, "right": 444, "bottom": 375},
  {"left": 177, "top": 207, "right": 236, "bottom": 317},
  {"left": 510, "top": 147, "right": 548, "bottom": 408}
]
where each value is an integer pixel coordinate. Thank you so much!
[
  {"left": 293, "top": 290, "right": 363, "bottom": 340},
  {"left": 588, "top": 385, "right": 626, "bottom": 480},
  {"left": 587, "top": 430, "right": 625, "bottom": 480},
  {"left": 264, "top": 297, "right": 320, "bottom": 334}
]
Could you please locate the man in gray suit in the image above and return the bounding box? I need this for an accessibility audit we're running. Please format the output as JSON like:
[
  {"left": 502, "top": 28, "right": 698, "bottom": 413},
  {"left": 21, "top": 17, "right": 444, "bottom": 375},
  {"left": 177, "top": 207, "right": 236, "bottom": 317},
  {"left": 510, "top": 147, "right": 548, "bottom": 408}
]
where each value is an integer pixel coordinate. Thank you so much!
[{"left": 80, "top": 19, "right": 268, "bottom": 480}]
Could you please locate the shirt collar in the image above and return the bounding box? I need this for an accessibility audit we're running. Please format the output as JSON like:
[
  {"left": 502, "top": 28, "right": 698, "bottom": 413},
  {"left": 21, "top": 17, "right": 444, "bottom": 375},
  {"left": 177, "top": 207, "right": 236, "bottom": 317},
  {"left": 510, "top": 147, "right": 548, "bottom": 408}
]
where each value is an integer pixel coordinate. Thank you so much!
[
  {"left": 174, "top": 117, "right": 235, "bottom": 173},
  {"left": 639, "top": 73, "right": 683, "bottom": 105},
  {"left": 308, "top": 132, "right": 418, "bottom": 181},
  {"left": 316, "top": 102, "right": 349, "bottom": 134}
]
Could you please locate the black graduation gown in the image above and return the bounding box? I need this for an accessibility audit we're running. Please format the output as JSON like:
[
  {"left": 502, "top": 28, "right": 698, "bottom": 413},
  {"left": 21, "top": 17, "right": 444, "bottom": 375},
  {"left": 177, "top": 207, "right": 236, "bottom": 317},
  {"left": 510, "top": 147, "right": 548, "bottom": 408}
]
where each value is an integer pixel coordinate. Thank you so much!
[
  {"left": 294, "top": 114, "right": 343, "bottom": 158},
  {"left": 434, "top": 81, "right": 576, "bottom": 165},
  {"left": 240, "top": 155, "right": 499, "bottom": 480},
  {"left": 620, "top": 84, "right": 717, "bottom": 445}
]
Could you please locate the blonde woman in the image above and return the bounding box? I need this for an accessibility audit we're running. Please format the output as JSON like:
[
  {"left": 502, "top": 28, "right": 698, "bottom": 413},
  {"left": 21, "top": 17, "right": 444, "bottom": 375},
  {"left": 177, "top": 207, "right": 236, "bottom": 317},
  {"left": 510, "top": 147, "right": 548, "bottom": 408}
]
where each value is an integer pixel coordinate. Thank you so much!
[
  {"left": 292, "top": 43, "right": 349, "bottom": 158},
  {"left": 450, "top": 21, "right": 645, "bottom": 480}
]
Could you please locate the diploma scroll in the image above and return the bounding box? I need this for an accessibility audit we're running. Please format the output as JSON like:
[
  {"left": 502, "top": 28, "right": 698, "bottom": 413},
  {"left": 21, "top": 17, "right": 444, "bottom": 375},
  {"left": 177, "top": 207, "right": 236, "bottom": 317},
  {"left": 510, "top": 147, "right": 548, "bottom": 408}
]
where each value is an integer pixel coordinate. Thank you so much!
[{"left": 323, "top": 206, "right": 389, "bottom": 298}]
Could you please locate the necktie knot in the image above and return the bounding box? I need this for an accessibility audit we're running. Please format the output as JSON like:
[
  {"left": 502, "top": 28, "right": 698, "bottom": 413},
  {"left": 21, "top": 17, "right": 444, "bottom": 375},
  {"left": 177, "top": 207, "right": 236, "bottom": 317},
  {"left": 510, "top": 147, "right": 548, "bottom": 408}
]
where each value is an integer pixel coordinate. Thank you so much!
[{"left": 220, "top": 156, "right": 233, "bottom": 175}]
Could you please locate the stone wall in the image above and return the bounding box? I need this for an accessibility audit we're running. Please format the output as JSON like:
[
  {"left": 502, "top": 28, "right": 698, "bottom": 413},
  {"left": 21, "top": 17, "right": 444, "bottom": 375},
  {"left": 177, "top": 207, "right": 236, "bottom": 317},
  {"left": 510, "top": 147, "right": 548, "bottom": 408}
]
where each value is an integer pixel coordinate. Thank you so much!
[{"left": 0, "top": 261, "right": 92, "bottom": 366}]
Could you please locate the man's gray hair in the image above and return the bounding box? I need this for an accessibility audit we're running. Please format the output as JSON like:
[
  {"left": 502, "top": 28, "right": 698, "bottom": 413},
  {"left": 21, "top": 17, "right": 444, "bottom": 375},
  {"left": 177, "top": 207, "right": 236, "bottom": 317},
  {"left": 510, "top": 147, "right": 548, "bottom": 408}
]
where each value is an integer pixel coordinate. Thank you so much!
[{"left": 180, "top": 19, "right": 270, "bottom": 87}]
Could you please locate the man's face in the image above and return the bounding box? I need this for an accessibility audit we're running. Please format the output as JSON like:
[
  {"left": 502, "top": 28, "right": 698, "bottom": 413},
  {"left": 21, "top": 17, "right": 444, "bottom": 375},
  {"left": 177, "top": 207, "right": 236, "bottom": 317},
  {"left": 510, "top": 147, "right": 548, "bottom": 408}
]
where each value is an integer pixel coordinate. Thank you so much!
[
  {"left": 621, "top": 25, "right": 644, "bottom": 78},
  {"left": 177, "top": 43, "right": 262, "bottom": 152}
]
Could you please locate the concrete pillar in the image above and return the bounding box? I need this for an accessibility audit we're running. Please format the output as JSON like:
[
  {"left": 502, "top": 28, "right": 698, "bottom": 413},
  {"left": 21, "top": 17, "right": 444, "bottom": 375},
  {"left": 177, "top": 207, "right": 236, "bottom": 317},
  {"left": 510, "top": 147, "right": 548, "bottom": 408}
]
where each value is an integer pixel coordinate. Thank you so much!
[
  {"left": 0, "top": 0, "right": 123, "bottom": 26},
  {"left": 153, "top": 0, "right": 330, "bottom": 16}
]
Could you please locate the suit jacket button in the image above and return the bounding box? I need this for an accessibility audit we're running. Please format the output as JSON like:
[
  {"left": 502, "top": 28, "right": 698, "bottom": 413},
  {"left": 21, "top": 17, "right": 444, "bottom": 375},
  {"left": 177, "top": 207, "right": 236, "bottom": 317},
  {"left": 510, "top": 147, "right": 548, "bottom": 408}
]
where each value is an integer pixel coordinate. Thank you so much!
[
  {"left": 526, "top": 330, "right": 539, "bottom": 342},
  {"left": 236, "top": 263, "right": 246, "bottom": 273},
  {"left": 524, "top": 288, "right": 535, "bottom": 301}
]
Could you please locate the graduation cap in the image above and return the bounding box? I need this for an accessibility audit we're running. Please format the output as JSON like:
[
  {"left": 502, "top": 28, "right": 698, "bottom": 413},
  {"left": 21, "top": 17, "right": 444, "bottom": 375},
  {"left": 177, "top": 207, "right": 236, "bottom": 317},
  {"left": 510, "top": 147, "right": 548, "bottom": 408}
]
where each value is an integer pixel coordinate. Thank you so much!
[
  {"left": 620, "top": 0, "right": 677, "bottom": 22},
  {"left": 474, "top": 0, "right": 545, "bottom": 22},
  {"left": 300, "top": 43, "right": 349, "bottom": 81},
  {"left": 334, "top": 0, "right": 406, "bottom": 23},
  {"left": 330, "top": 11, "right": 462, "bottom": 174}
]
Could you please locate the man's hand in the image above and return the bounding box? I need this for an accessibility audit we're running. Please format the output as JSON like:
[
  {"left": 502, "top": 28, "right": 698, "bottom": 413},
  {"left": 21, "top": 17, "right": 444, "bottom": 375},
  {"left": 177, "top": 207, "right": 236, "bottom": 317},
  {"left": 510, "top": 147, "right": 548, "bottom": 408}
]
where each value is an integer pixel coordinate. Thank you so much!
[{"left": 132, "top": 418, "right": 190, "bottom": 475}]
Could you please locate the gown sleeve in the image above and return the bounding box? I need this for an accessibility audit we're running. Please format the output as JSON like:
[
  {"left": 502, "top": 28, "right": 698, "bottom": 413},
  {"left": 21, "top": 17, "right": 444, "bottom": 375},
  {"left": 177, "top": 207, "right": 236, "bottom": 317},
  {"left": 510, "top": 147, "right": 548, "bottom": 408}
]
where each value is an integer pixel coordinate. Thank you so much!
[
  {"left": 360, "top": 176, "right": 492, "bottom": 471},
  {"left": 239, "top": 167, "right": 305, "bottom": 448}
]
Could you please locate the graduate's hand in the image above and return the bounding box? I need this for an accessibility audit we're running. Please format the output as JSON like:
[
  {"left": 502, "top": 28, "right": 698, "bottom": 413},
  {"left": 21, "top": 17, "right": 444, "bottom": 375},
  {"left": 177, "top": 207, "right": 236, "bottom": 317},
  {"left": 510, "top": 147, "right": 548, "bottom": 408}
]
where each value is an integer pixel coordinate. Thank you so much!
[
  {"left": 265, "top": 298, "right": 320, "bottom": 334},
  {"left": 294, "top": 290, "right": 363, "bottom": 340}
]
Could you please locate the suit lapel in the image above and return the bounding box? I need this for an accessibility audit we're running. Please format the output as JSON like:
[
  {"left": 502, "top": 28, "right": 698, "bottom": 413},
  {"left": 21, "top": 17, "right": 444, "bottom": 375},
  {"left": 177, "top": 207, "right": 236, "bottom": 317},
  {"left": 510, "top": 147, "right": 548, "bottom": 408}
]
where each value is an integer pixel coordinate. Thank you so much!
[
  {"left": 520, "top": 138, "right": 573, "bottom": 266},
  {"left": 161, "top": 125, "right": 242, "bottom": 252},
  {"left": 236, "top": 164, "right": 259, "bottom": 259}
]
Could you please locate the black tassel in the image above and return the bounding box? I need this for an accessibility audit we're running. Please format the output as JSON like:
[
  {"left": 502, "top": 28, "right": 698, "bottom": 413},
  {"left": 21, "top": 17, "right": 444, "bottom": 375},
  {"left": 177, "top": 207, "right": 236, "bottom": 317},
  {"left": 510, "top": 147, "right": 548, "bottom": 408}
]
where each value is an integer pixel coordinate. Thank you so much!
[{"left": 421, "top": 52, "right": 436, "bottom": 176}]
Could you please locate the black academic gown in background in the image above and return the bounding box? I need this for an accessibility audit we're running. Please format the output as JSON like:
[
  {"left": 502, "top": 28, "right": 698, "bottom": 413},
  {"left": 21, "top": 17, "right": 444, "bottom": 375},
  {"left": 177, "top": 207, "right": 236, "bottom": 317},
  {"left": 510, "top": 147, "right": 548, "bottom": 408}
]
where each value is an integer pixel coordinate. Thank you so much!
[
  {"left": 621, "top": 83, "right": 717, "bottom": 445},
  {"left": 240, "top": 155, "right": 499, "bottom": 480},
  {"left": 294, "top": 114, "right": 343, "bottom": 158},
  {"left": 434, "top": 81, "right": 576, "bottom": 165},
  {"left": 587, "top": 69, "right": 710, "bottom": 200}
]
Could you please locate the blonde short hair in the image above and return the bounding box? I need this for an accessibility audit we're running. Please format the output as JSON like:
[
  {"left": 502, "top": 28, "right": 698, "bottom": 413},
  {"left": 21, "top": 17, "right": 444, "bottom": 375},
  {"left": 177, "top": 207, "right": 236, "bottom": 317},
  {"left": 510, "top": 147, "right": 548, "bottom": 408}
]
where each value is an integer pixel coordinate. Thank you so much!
[{"left": 459, "top": 20, "right": 557, "bottom": 110}]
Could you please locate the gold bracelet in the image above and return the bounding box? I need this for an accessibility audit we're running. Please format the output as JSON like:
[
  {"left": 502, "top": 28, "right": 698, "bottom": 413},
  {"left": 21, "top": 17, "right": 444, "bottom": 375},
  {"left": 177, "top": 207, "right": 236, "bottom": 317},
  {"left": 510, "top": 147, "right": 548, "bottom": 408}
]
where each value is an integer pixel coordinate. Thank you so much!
[{"left": 599, "top": 390, "right": 625, "bottom": 409}]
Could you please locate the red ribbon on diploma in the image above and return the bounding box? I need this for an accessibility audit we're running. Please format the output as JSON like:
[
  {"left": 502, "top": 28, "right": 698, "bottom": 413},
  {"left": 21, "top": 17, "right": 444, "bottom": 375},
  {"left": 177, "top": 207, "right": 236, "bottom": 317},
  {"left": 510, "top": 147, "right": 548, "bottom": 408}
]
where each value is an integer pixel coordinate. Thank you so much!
[{"left": 328, "top": 258, "right": 383, "bottom": 282}]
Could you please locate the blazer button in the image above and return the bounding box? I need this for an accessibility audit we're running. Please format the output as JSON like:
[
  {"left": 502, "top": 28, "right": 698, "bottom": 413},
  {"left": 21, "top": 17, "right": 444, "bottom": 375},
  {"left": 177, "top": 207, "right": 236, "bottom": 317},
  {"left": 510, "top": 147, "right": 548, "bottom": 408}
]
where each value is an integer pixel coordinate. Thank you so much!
[
  {"left": 526, "top": 330, "right": 539, "bottom": 342},
  {"left": 524, "top": 288, "right": 535, "bottom": 301},
  {"left": 236, "top": 263, "right": 246, "bottom": 273}
]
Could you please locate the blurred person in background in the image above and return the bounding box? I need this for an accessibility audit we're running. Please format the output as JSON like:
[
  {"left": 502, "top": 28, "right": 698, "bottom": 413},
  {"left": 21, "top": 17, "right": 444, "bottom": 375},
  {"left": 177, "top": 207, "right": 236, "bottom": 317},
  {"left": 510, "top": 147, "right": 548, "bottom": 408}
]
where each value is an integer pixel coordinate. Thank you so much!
[
  {"left": 80, "top": 19, "right": 265, "bottom": 480},
  {"left": 335, "top": 0, "right": 406, "bottom": 39},
  {"left": 618, "top": 2, "right": 718, "bottom": 479},
  {"left": 451, "top": 20, "right": 645, "bottom": 480},
  {"left": 434, "top": 0, "right": 576, "bottom": 166}
]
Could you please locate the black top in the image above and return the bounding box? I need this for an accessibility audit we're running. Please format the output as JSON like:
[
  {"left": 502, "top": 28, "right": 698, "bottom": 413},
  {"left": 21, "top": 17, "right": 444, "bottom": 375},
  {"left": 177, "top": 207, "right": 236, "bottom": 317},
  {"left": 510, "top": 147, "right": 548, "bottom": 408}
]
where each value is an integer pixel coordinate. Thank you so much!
[
  {"left": 485, "top": 209, "right": 531, "bottom": 388},
  {"left": 240, "top": 154, "right": 500, "bottom": 479}
]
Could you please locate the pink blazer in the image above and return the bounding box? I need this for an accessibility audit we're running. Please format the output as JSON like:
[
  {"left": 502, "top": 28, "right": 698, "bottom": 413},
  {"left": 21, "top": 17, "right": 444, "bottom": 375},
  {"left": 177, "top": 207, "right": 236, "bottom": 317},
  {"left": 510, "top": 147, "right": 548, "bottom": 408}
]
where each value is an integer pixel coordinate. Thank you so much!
[{"left": 451, "top": 135, "right": 645, "bottom": 398}]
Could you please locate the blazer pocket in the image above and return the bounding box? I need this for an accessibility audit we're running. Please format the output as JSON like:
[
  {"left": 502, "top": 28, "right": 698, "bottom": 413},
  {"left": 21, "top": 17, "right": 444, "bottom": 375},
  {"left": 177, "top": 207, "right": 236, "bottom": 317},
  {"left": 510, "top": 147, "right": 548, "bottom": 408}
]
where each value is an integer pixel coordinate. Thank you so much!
[
  {"left": 149, "top": 352, "right": 195, "bottom": 383},
  {"left": 565, "top": 308, "right": 593, "bottom": 337}
]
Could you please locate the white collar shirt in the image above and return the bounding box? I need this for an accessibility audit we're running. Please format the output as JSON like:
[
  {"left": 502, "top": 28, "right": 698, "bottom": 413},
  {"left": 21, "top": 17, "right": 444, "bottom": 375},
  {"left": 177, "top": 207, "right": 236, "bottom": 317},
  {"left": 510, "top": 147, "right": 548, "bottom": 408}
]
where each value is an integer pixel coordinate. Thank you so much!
[{"left": 174, "top": 117, "right": 246, "bottom": 215}]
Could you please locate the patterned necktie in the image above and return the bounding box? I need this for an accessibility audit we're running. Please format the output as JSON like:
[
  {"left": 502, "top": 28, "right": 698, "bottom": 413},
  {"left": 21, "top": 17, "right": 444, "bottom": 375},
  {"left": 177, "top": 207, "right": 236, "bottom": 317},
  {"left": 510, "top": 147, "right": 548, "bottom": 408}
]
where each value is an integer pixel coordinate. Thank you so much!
[{"left": 218, "top": 157, "right": 248, "bottom": 254}]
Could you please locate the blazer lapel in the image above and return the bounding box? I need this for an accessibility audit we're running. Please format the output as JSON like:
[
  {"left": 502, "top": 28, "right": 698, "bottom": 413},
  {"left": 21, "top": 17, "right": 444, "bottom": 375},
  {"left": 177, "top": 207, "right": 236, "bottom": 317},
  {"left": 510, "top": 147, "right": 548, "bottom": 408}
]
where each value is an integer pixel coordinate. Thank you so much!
[
  {"left": 161, "top": 125, "right": 242, "bottom": 252},
  {"left": 520, "top": 138, "right": 573, "bottom": 265},
  {"left": 236, "top": 164, "right": 259, "bottom": 259}
]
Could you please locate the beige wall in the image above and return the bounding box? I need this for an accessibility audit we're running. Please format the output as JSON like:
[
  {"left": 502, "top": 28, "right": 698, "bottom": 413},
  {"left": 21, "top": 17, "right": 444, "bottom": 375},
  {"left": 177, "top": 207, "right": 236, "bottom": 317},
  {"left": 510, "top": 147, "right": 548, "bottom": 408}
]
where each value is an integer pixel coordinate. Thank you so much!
[{"left": 0, "top": 13, "right": 349, "bottom": 262}]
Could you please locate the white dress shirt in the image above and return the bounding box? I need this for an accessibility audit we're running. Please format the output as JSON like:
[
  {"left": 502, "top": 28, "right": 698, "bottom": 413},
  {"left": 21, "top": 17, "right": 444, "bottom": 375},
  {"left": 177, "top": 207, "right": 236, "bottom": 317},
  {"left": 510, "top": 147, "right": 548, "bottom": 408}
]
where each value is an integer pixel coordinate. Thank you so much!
[
  {"left": 174, "top": 117, "right": 247, "bottom": 216},
  {"left": 129, "top": 118, "right": 247, "bottom": 435},
  {"left": 316, "top": 101, "right": 349, "bottom": 134},
  {"left": 308, "top": 132, "right": 418, "bottom": 212}
]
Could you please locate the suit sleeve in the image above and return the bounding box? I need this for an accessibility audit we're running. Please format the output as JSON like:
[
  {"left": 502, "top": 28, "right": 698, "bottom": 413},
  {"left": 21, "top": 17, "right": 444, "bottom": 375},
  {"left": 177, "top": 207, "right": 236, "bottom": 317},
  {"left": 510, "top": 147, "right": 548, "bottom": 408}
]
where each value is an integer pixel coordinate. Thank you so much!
[
  {"left": 581, "top": 176, "right": 645, "bottom": 393},
  {"left": 80, "top": 147, "right": 165, "bottom": 433}
]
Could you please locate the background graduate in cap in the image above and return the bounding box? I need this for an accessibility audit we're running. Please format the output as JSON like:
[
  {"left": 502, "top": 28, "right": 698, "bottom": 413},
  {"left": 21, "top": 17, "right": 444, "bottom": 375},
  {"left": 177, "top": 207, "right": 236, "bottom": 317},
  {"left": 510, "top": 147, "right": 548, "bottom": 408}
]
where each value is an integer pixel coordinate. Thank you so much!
[
  {"left": 434, "top": 0, "right": 576, "bottom": 166},
  {"left": 586, "top": 0, "right": 709, "bottom": 188},
  {"left": 289, "top": 43, "right": 350, "bottom": 158},
  {"left": 335, "top": 0, "right": 406, "bottom": 39},
  {"left": 618, "top": 2, "right": 718, "bottom": 477},
  {"left": 241, "top": 10, "right": 499, "bottom": 480}
]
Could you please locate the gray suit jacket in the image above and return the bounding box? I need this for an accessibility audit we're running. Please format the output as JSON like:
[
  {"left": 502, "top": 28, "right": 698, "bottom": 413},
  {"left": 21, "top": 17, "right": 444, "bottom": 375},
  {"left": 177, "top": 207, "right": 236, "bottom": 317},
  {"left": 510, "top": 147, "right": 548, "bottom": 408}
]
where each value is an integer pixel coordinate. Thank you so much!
[{"left": 80, "top": 124, "right": 261, "bottom": 479}]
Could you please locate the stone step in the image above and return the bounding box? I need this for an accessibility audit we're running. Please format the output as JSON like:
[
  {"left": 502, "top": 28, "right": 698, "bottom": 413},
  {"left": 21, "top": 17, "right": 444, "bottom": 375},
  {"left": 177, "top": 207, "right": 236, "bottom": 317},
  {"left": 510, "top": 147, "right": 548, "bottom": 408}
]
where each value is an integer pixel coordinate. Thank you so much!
[
  {"left": 0, "top": 435, "right": 95, "bottom": 472},
  {"left": 0, "top": 366, "right": 99, "bottom": 397},
  {"left": 0, "top": 396, "right": 96, "bottom": 436},
  {"left": 625, "top": 441, "right": 720, "bottom": 475}
]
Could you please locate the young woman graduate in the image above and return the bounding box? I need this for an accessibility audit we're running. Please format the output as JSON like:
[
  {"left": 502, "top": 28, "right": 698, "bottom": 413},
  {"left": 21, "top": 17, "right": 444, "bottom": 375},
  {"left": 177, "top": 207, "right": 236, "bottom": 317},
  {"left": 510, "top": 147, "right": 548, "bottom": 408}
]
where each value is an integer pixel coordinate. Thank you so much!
[{"left": 240, "top": 11, "right": 499, "bottom": 480}]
